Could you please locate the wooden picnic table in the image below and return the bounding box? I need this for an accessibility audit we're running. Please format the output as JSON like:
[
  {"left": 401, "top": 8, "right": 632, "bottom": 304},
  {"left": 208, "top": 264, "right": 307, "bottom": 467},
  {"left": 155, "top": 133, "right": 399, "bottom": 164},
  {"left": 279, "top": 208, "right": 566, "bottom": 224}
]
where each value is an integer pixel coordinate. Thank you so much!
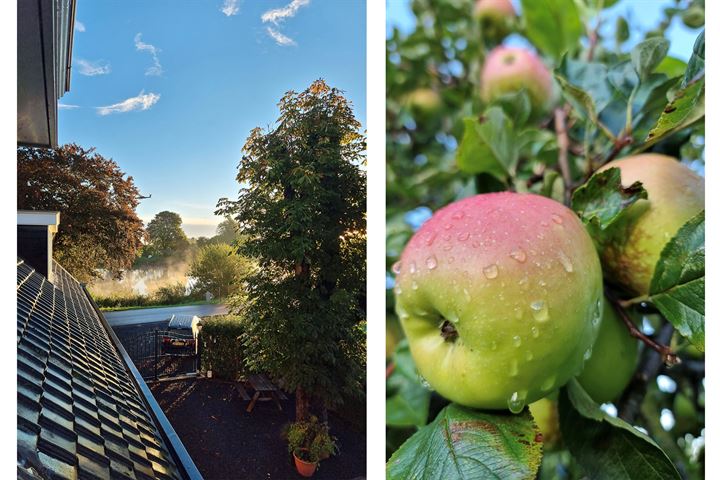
[{"left": 245, "top": 374, "right": 287, "bottom": 413}]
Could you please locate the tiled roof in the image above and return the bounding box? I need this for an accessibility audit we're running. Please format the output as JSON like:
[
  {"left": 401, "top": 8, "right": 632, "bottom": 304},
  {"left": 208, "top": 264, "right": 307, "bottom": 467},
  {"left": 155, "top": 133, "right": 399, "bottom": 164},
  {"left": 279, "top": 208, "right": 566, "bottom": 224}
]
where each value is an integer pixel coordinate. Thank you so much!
[{"left": 17, "top": 258, "right": 185, "bottom": 480}]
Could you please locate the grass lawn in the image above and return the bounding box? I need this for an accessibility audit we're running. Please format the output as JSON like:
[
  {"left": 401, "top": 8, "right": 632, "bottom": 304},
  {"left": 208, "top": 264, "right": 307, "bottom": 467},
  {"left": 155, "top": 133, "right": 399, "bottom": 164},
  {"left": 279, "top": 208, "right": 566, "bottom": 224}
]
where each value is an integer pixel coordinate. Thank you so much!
[{"left": 100, "top": 298, "right": 221, "bottom": 312}]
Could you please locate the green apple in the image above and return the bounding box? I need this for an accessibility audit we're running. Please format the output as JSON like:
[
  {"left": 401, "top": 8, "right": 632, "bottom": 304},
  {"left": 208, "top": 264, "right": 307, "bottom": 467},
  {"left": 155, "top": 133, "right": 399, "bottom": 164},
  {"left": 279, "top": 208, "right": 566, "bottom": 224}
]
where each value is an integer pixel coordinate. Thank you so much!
[
  {"left": 404, "top": 88, "right": 442, "bottom": 117},
  {"left": 529, "top": 397, "right": 560, "bottom": 449},
  {"left": 480, "top": 46, "right": 553, "bottom": 112},
  {"left": 473, "top": 0, "right": 515, "bottom": 40},
  {"left": 577, "top": 299, "right": 639, "bottom": 404},
  {"left": 394, "top": 192, "right": 603, "bottom": 412},
  {"left": 598, "top": 154, "right": 704, "bottom": 295}
]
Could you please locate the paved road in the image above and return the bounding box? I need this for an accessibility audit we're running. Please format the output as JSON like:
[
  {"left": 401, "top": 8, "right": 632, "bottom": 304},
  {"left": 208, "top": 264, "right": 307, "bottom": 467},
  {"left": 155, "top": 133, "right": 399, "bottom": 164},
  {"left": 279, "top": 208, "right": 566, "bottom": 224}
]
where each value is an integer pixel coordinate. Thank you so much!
[{"left": 103, "top": 303, "right": 228, "bottom": 327}]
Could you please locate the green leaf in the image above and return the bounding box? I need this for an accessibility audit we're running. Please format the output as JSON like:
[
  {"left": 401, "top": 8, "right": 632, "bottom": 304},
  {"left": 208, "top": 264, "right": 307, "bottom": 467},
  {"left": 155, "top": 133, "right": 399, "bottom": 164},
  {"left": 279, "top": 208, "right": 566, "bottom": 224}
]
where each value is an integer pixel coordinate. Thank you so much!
[
  {"left": 615, "top": 16, "right": 630, "bottom": 45},
  {"left": 571, "top": 168, "right": 647, "bottom": 232},
  {"left": 491, "top": 90, "right": 532, "bottom": 127},
  {"left": 559, "top": 379, "right": 682, "bottom": 480},
  {"left": 644, "top": 76, "right": 704, "bottom": 145},
  {"left": 387, "top": 404, "right": 543, "bottom": 480},
  {"left": 683, "top": 30, "right": 704, "bottom": 87},
  {"left": 456, "top": 108, "right": 518, "bottom": 179},
  {"left": 386, "top": 340, "right": 432, "bottom": 427},
  {"left": 554, "top": 72, "right": 599, "bottom": 124},
  {"left": 556, "top": 56, "right": 614, "bottom": 112},
  {"left": 650, "top": 210, "right": 705, "bottom": 351},
  {"left": 521, "top": 0, "right": 583, "bottom": 59},
  {"left": 630, "top": 38, "right": 670, "bottom": 81},
  {"left": 655, "top": 56, "right": 687, "bottom": 79}
]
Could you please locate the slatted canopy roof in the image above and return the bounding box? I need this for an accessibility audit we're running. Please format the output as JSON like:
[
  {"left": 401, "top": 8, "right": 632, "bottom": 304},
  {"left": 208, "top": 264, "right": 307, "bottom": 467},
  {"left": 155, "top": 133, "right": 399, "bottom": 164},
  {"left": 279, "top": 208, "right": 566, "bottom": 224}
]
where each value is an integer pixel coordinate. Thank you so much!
[{"left": 17, "top": 259, "right": 200, "bottom": 479}]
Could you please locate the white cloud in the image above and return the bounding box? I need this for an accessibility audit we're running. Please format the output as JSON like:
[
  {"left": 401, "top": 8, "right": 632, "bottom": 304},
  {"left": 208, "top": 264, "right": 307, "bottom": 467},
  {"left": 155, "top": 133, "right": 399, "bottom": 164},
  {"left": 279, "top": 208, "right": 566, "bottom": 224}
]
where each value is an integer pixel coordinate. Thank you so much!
[
  {"left": 134, "top": 33, "right": 163, "bottom": 76},
  {"left": 261, "top": 0, "right": 309, "bottom": 25},
  {"left": 58, "top": 103, "right": 80, "bottom": 110},
  {"left": 261, "top": 0, "right": 309, "bottom": 46},
  {"left": 266, "top": 27, "right": 296, "bottom": 46},
  {"left": 75, "top": 21, "right": 86, "bottom": 32},
  {"left": 75, "top": 58, "right": 111, "bottom": 76},
  {"left": 221, "top": 0, "right": 240, "bottom": 16},
  {"left": 96, "top": 91, "right": 160, "bottom": 116}
]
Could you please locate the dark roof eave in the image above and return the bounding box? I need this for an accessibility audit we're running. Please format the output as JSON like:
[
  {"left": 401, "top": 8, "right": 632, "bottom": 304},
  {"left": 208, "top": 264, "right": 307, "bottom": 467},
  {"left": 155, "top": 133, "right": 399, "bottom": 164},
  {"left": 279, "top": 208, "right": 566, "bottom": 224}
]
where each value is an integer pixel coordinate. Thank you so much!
[{"left": 80, "top": 284, "right": 203, "bottom": 480}]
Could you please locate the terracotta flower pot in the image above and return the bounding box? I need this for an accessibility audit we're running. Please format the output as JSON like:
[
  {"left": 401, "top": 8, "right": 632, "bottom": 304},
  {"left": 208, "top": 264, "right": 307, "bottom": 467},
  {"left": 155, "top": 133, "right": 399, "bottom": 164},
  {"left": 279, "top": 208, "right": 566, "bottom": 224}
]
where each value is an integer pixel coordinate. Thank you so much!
[{"left": 293, "top": 448, "right": 318, "bottom": 477}]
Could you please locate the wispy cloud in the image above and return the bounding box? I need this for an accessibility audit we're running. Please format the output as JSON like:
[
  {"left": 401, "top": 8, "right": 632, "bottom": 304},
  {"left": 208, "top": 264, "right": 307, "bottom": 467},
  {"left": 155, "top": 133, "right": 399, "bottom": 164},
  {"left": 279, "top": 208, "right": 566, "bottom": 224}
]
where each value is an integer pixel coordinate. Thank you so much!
[
  {"left": 266, "top": 27, "right": 296, "bottom": 46},
  {"left": 261, "top": 0, "right": 309, "bottom": 25},
  {"left": 134, "top": 33, "right": 163, "bottom": 76},
  {"left": 59, "top": 103, "right": 80, "bottom": 110},
  {"left": 220, "top": 0, "right": 240, "bottom": 16},
  {"left": 261, "top": 0, "right": 309, "bottom": 46},
  {"left": 96, "top": 91, "right": 160, "bottom": 116},
  {"left": 75, "top": 21, "right": 85, "bottom": 32},
  {"left": 75, "top": 58, "right": 111, "bottom": 76}
]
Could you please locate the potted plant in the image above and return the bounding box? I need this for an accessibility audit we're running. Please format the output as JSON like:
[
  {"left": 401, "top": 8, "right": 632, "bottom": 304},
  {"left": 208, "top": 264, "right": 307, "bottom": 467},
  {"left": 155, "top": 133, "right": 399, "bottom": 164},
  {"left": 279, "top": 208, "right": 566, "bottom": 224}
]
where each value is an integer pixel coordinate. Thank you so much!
[{"left": 286, "top": 416, "right": 338, "bottom": 477}]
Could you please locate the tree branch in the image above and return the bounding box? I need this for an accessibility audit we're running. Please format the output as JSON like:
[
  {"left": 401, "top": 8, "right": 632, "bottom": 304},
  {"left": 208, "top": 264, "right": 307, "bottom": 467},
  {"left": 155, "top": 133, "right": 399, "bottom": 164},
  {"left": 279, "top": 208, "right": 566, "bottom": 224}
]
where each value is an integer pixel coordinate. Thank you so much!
[
  {"left": 619, "top": 322, "right": 675, "bottom": 423},
  {"left": 554, "top": 107, "right": 572, "bottom": 205}
]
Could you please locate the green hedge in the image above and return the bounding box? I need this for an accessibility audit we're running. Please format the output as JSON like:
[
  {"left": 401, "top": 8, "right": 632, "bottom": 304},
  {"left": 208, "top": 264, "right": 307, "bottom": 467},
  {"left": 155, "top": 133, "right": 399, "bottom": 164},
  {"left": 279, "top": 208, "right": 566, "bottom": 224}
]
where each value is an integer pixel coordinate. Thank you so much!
[{"left": 200, "top": 315, "right": 245, "bottom": 380}]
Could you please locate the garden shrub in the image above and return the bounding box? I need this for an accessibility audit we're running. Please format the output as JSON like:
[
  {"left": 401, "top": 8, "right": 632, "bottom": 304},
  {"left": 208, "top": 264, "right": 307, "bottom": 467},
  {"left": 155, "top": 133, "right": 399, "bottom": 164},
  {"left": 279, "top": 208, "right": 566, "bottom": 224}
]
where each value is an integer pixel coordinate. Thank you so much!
[{"left": 199, "top": 315, "right": 246, "bottom": 380}]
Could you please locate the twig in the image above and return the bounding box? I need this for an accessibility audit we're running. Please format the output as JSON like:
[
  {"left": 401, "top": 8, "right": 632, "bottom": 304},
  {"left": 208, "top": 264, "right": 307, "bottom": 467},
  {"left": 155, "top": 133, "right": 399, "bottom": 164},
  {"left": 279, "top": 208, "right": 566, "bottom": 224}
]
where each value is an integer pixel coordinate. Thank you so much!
[
  {"left": 607, "top": 290, "right": 680, "bottom": 366},
  {"left": 619, "top": 322, "right": 675, "bottom": 423},
  {"left": 554, "top": 107, "right": 572, "bottom": 206},
  {"left": 604, "top": 134, "right": 634, "bottom": 164},
  {"left": 386, "top": 362, "right": 395, "bottom": 379}
]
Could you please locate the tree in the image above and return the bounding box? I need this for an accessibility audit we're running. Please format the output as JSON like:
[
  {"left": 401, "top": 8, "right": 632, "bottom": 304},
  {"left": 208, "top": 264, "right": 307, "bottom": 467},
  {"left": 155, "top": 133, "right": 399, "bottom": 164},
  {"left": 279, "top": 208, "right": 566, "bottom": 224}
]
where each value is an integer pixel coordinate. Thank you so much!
[
  {"left": 217, "top": 79, "right": 366, "bottom": 421},
  {"left": 145, "top": 211, "right": 189, "bottom": 258},
  {"left": 386, "top": 1, "right": 704, "bottom": 479},
  {"left": 188, "top": 243, "right": 253, "bottom": 298},
  {"left": 213, "top": 217, "right": 241, "bottom": 245},
  {"left": 17, "top": 143, "right": 145, "bottom": 282}
]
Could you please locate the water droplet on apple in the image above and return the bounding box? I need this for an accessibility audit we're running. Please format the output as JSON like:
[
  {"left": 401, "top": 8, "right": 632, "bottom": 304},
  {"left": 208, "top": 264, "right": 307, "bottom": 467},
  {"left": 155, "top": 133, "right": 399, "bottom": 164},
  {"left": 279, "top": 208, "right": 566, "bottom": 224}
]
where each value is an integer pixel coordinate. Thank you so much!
[
  {"left": 463, "top": 289, "right": 471, "bottom": 302},
  {"left": 391, "top": 261, "right": 402, "bottom": 275},
  {"left": 525, "top": 350, "right": 533, "bottom": 361},
  {"left": 457, "top": 231, "right": 470, "bottom": 241},
  {"left": 442, "top": 234, "right": 452, "bottom": 242},
  {"left": 507, "top": 391, "right": 526, "bottom": 414},
  {"left": 444, "top": 223, "right": 453, "bottom": 230},
  {"left": 538, "top": 280, "right": 547, "bottom": 287},
  {"left": 531, "top": 326, "right": 539, "bottom": 338},
  {"left": 530, "top": 300, "right": 549, "bottom": 322},
  {"left": 558, "top": 250, "right": 574, "bottom": 272},
  {"left": 592, "top": 298, "right": 602, "bottom": 327},
  {"left": 540, "top": 221, "right": 549, "bottom": 227},
  {"left": 483, "top": 264, "right": 499, "bottom": 279},
  {"left": 551, "top": 214, "right": 563, "bottom": 224},
  {"left": 451, "top": 210, "right": 465, "bottom": 220},
  {"left": 419, "top": 375, "right": 433, "bottom": 391},
  {"left": 584, "top": 348, "right": 592, "bottom": 360},
  {"left": 448, "top": 256, "right": 455, "bottom": 264},
  {"left": 509, "top": 248, "right": 527, "bottom": 263},
  {"left": 512, "top": 335, "right": 522, "bottom": 347},
  {"left": 411, "top": 281, "right": 418, "bottom": 290},
  {"left": 393, "top": 285, "right": 402, "bottom": 295},
  {"left": 409, "top": 261, "right": 417, "bottom": 274},
  {"left": 509, "top": 359, "right": 519, "bottom": 376},
  {"left": 425, "top": 232, "right": 437, "bottom": 246},
  {"left": 541, "top": 375, "right": 556, "bottom": 391},
  {"left": 426, "top": 255, "right": 438, "bottom": 270}
]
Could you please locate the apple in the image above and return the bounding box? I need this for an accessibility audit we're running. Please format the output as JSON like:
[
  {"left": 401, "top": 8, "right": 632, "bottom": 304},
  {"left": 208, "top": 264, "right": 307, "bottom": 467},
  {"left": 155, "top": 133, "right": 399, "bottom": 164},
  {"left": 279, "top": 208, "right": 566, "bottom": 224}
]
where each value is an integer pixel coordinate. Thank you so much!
[
  {"left": 577, "top": 299, "right": 639, "bottom": 404},
  {"left": 394, "top": 192, "right": 603, "bottom": 412},
  {"left": 480, "top": 46, "right": 553, "bottom": 112},
  {"left": 529, "top": 397, "right": 560, "bottom": 449},
  {"left": 597, "top": 154, "right": 704, "bottom": 295},
  {"left": 404, "top": 88, "right": 442, "bottom": 117},
  {"left": 473, "top": 0, "right": 516, "bottom": 40}
]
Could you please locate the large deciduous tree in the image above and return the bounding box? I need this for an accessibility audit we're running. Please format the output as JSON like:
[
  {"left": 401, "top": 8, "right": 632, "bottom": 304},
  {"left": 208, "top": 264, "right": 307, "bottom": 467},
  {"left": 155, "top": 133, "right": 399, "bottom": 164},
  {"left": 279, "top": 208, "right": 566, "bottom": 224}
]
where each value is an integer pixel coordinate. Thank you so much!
[
  {"left": 189, "top": 243, "right": 253, "bottom": 299},
  {"left": 145, "top": 211, "right": 189, "bottom": 257},
  {"left": 17, "top": 144, "right": 145, "bottom": 282},
  {"left": 217, "top": 80, "right": 366, "bottom": 421}
]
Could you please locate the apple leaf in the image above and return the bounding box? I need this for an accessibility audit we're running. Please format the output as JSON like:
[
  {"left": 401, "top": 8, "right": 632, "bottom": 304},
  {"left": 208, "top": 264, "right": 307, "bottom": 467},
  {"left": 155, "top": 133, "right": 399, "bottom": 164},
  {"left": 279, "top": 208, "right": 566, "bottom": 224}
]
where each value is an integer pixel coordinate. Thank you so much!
[
  {"left": 630, "top": 38, "right": 669, "bottom": 81},
  {"left": 650, "top": 210, "right": 705, "bottom": 352},
  {"left": 643, "top": 75, "right": 704, "bottom": 147},
  {"left": 386, "top": 340, "right": 431, "bottom": 427},
  {"left": 387, "top": 403, "right": 543, "bottom": 480},
  {"left": 556, "top": 56, "right": 614, "bottom": 113},
  {"left": 571, "top": 167, "right": 647, "bottom": 234},
  {"left": 456, "top": 107, "right": 518, "bottom": 180},
  {"left": 683, "top": 30, "right": 704, "bottom": 88},
  {"left": 521, "top": 0, "right": 583, "bottom": 60},
  {"left": 559, "top": 379, "right": 682, "bottom": 480}
]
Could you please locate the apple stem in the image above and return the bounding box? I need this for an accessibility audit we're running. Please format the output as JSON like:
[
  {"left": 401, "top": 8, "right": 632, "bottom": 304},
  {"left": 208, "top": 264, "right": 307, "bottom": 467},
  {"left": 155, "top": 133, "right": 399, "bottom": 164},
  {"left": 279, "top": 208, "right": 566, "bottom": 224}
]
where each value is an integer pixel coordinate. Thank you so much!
[{"left": 606, "top": 291, "right": 681, "bottom": 367}]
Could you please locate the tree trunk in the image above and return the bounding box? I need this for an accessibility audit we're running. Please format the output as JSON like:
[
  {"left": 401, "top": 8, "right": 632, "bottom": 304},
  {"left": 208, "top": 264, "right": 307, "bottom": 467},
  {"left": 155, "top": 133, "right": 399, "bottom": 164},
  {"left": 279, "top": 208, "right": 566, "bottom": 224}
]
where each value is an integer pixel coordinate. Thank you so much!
[{"left": 296, "top": 386, "right": 310, "bottom": 421}]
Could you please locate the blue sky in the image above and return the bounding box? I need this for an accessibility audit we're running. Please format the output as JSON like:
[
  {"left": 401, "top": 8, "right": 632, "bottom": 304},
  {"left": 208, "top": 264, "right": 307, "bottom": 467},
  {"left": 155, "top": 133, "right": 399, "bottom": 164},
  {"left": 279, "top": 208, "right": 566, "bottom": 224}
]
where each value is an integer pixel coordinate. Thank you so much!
[
  {"left": 59, "top": 0, "right": 366, "bottom": 238},
  {"left": 387, "top": 0, "right": 702, "bottom": 61}
]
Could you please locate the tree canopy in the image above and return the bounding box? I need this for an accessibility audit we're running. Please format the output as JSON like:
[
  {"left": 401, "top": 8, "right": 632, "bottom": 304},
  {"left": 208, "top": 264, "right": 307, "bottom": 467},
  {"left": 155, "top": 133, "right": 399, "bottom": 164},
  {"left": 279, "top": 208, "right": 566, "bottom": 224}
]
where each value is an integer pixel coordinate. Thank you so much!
[
  {"left": 189, "top": 242, "right": 254, "bottom": 299},
  {"left": 145, "top": 211, "right": 189, "bottom": 258},
  {"left": 17, "top": 143, "right": 145, "bottom": 282},
  {"left": 217, "top": 79, "right": 366, "bottom": 421}
]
